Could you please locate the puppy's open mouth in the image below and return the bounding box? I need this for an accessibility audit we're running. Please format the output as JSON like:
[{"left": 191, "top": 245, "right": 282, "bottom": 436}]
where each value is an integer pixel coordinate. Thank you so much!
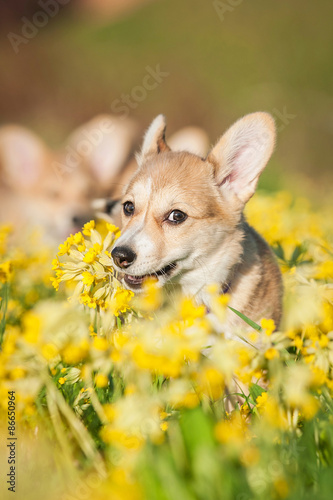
[{"left": 124, "top": 262, "right": 177, "bottom": 289}]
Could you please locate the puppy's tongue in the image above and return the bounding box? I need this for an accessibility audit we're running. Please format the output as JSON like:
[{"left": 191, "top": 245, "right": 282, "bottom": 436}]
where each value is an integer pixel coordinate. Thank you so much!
[
  {"left": 123, "top": 263, "right": 176, "bottom": 289},
  {"left": 124, "top": 274, "right": 147, "bottom": 286}
]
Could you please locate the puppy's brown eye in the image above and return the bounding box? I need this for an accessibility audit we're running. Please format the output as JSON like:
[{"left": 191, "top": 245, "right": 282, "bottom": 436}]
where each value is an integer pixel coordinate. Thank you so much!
[
  {"left": 123, "top": 201, "right": 135, "bottom": 216},
  {"left": 167, "top": 210, "right": 187, "bottom": 224}
]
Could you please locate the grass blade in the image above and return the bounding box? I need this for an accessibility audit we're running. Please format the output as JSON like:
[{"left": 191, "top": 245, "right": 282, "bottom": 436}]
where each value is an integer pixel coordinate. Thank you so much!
[{"left": 228, "top": 305, "right": 263, "bottom": 332}]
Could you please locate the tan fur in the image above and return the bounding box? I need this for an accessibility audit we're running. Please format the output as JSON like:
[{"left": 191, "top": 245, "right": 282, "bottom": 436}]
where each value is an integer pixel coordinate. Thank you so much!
[{"left": 112, "top": 113, "right": 283, "bottom": 332}]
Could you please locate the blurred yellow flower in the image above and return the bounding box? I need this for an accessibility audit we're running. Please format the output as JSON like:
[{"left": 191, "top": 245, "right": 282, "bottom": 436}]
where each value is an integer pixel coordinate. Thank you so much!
[
  {"left": 265, "top": 348, "right": 279, "bottom": 360},
  {"left": 0, "top": 260, "right": 12, "bottom": 283},
  {"left": 95, "top": 373, "right": 109, "bottom": 388}
]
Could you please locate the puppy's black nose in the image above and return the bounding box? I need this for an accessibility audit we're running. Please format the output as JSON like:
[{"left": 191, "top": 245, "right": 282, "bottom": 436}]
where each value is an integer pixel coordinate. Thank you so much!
[{"left": 111, "top": 246, "right": 136, "bottom": 269}]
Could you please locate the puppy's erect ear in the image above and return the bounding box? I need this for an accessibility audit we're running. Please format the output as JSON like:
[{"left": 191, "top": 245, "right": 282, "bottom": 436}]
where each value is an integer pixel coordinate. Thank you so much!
[
  {"left": 0, "top": 126, "right": 47, "bottom": 190},
  {"left": 207, "top": 112, "right": 276, "bottom": 204},
  {"left": 138, "top": 114, "right": 170, "bottom": 164}
]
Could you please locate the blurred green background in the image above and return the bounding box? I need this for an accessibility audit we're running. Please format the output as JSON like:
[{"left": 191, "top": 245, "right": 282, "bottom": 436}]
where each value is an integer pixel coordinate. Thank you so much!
[{"left": 0, "top": 0, "right": 332, "bottom": 198}]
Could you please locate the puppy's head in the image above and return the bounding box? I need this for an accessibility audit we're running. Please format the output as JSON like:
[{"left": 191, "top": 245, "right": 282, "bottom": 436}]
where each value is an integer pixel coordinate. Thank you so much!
[{"left": 112, "top": 113, "right": 276, "bottom": 291}]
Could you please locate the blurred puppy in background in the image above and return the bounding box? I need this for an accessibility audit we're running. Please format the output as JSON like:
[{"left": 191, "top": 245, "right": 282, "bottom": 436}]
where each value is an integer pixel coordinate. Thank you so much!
[{"left": 0, "top": 115, "right": 139, "bottom": 243}]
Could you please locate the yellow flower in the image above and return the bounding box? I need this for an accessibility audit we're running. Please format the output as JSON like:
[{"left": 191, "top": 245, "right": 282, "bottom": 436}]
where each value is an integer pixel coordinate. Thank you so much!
[
  {"left": 95, "top": 373, "right": 109, "bottom": 388},
  {"left": 10, "top": 367, "right": 26, "bottom": 380},
  {"left": 321, "top": 301, "right": 333, "bottom": 332},
  {"left": 179, "top": 392, "right": 200, "bottom": 409},
  {"left": 58, "top": 237, "right": 73, "bottom": 256},
  {"left": 82, "top": 220, "right": 95, "bottom": 236},
  {"left": 106, "top": 223, "right": 121, "bottom": 239},
  {"left": 260, "top": 396, "right": 288, "bottom": 429},
  {"left": 42, "top": 343, "right": 59, "bottom": 361},
  {"left": 160, "top": 421, "right": 168, "bottom": 432},
  {"left": 100, "top": 427, "right": 144, "bottom": 450},
  {"left": 80, "top": 293, "right": 97, "bottom": 309},
  {"left": 265, "top": 347, "right": 279, "bottom": 360},
  {"left": 73, "top": 231, "right": 84, "bottom": 245},
  {"left": 0, "top": 224, "right": 12, "bottom": 255},
  {"left": 124, "top": 384, "right": 137, "bottom": 396},
  {"left": 58, "top": 377, "right": 66, "bottom": 385},
  {"left": 77, "top": 243, "right": 86, "bottom": 253},
  {"left": 62, "top": 340, "right": 89, "bottom": 364},
  {"left": 82, "top": 271, "right": 95, "bottom": 287},
  {"left": 108, "top": 288, "right": 134, "bottom": 316},
  {"left": 93, "top": 337, "right": 109, "bottom": 351},
  {"left": 273, "top": 477, "right": 289, "bottom": 499},
  {"left": 196, "top": 367, "right": 224, "bottom": 399},
  {"left": 135, "top": 277, "right": 162, "bottom": 312},
  {"left": 292, "top": 336, "right": 303, "bottom": 350},
  {"left": 316, "top": 260, "right": 333, "bottom": 280},
  {"left": 310, "top": 366, "right": 326, "bottom": 387},
  {"left": 0, "top": 260, "right": 12, "bottom": 283},
  {"left": 301, "top": 396, "right": 320, "bottom": 420},
  {"left": 50, "top": 276, "right": 60, "bottom": 291},
  {"left": 103, "top": 404, "right": 117, "bottom": 422},
  {"left": 256, "top": 391, "right": 268, "bottom": 412},
  {"left": 179, "top": 297, "right": 206, "bottom": 322},
  {"left": 22, "top": 312, "right": 41, "bottom": 344},
  {"left": 318, "top": 334, "right": 329, "bottom": 348},
  {"left": 132, "top": 345, "right": 181, "bottom": 378},
  {"left": 215, "top": 413, "right": 246, "bottom": 447},
  {"left": 260, "top": 318, "right": 276, "bottom": 336},
  {"left": 83, "top": 248, "right": 98, "bottom": 264},
  {"left": 89, "top": 324, "right": 96, "bottom": 337}
]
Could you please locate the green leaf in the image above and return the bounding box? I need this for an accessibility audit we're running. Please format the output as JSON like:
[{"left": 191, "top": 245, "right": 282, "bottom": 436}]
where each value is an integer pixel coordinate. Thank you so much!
[
  {"left": 228, "top": 306, "right": 263, "bottom": 332},
  {"left": 272, "top": 242, "right": 285, "bottom": 261},
  {"left": 249, "top": 383, "right": 266, "bottom": 403},
  {"left": 290, "top": 244, "right": 306, "bottom": 265},
  {"left": 180, "top": 408, "right": 215, "bottom": 462}
]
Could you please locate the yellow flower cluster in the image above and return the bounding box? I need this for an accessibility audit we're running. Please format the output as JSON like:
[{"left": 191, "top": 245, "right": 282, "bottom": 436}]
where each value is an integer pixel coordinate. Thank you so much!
[
  {"left": 52, "top": 221, "right": 133, "bottom": 315},
  {"left": 0, "top": 191, "right": 333, "bottom": 499}
]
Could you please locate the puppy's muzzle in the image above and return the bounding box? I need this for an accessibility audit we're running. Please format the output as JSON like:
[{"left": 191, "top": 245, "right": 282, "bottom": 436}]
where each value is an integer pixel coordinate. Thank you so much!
[{"left": 111, "top": 246, "right": 137, "bottom": 269}]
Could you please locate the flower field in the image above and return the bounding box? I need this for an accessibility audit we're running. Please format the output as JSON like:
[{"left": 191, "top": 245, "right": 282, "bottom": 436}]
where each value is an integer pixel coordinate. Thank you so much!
[{"left": 1, "top": 191, "right": 333, "bottom": 500}]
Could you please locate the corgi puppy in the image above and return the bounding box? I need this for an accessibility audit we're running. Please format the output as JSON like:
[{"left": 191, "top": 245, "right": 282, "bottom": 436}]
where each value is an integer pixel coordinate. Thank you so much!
[{"left": 111, "top": 113, "right": 283, "bottom": 330}]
